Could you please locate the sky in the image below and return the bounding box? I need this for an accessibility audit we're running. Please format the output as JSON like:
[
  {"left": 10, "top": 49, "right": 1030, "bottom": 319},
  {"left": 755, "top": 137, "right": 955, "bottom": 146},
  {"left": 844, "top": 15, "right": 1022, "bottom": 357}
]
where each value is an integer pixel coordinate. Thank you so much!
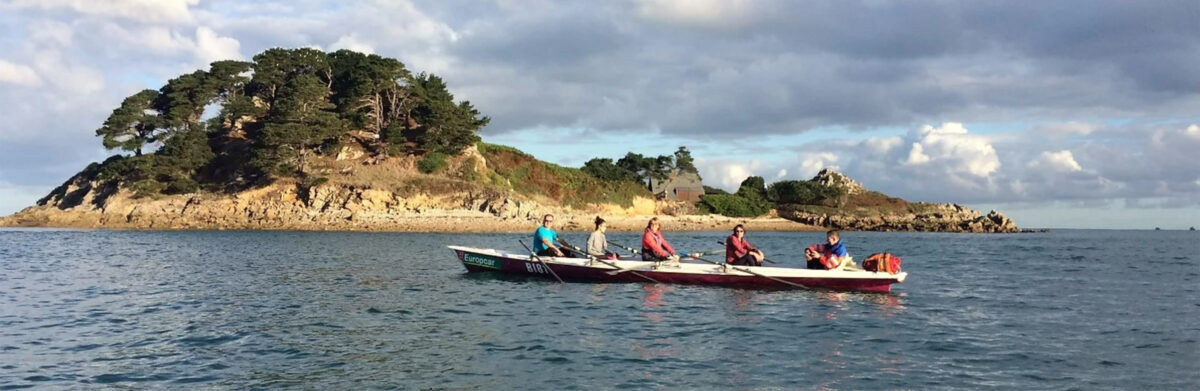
[{"left": 1, "top": 0, "right": 1198, "bottom": 229}]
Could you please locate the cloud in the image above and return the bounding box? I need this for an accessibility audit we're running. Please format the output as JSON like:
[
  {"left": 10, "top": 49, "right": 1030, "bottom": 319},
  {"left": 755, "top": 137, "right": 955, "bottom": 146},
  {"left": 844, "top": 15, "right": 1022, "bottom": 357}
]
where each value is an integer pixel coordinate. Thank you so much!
[
  {"left": 1028, "top": 150, "right": 1083, "bottom": 173},
  {"left": 819, "top": 122, "right": 1200, "bottom": 206},
  {"left": 635, "top": 0, "right": 760, "bottom": 30},
  {"left": 5, "top": 0, "right": 199, "bottom": 23},
  {"left": 329, "top": 34, "right": 375, "bottom": 54},
  {"left": 904, "top": 123, "right": 999, "bottom": 177},
  {"left": 2, "top": 0, "right": 1200, "bottom": 221},
  {"left": 798, "top": 153, "right": 838, "bottom": 179},
  {"left": 697, "top": 159, "right": 763, "bottom": 190},
  {"left": 0, "top": 179, "right": 49, "bottom": 216},
  {"left": 193, "top": 26, "right": 242, "bottom": 64},
  {"left": 0, "top": 60, "right": 41, "bottom": 86},
  {"left": 29, "top": 49, "right": 105, "bottom": 94}
]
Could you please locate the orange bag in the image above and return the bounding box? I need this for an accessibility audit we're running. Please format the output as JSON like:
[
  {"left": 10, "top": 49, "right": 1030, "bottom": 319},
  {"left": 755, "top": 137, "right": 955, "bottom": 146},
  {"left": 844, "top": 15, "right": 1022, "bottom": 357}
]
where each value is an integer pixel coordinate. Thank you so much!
[{"left": 862, "top": 252, "right": 901, "bottom": 274}]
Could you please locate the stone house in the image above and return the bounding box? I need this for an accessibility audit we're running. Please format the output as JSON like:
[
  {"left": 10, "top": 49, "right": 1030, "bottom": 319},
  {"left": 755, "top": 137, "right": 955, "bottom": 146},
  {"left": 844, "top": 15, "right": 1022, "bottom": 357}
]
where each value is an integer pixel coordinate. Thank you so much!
[{"left": 650, "top": 170, "right": 705, "bottom": 202}]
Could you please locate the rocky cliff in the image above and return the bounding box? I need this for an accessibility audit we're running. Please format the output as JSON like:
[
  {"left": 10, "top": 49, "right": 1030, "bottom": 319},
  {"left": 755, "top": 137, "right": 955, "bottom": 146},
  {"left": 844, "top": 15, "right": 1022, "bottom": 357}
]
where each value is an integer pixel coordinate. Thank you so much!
[
  {"left": 777, "top": 203, "right": 1018, "bottom": 233},
  {"left": 1, "top": 153, "right": 1017, "bottom": 233},
  {"left": 0, "top": 174, "right": 800, "bottom": 232},
  {"left": 773, "top": 169, "right": 1020, "bottom": 233}
]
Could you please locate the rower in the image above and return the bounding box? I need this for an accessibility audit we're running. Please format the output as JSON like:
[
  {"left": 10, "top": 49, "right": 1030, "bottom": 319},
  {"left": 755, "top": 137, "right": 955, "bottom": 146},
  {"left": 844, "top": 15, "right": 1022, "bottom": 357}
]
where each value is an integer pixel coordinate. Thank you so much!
[
  {"left": 641, "top": 217, "right": 680, "bottom": 265},
  {"left": 804, "top": 230, "right": 850, "bottom": 270},
  {"left": 725, "top": 224, "right": 765, "bottom": 266},
  {"left": 533, "top": 214, "right": 573, "bottom": 257},
  {"left": 586, "top": 216, "right": 618, "bottom": 260}
]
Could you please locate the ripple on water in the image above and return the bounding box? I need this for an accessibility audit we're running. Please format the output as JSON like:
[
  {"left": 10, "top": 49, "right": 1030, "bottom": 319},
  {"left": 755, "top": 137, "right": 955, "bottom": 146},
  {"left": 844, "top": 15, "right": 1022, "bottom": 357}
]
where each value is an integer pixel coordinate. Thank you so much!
[{"left": 1, "top": 229, "right": 1197, "bottom": 389}]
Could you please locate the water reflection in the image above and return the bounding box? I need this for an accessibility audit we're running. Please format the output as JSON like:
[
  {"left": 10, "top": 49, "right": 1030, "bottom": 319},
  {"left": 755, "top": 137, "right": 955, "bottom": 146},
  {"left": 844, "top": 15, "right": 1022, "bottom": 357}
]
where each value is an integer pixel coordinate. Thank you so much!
[{"left": 640, "top": 284, "right": 671, "bottom": 308}]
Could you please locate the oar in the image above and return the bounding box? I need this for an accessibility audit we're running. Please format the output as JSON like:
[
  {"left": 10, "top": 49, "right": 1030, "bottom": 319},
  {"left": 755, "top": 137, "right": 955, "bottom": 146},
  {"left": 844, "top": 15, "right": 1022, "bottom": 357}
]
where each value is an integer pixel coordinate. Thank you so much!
[
  {"left": 686, "top": 253, "right": 810, "bottom": 289},
  {"left": 607, "top": 240, "right": 640, "bottom": 255},
  {"left": 608, "top": 240, "right": 721, "bottom": 258},
  {"left": 569, "top": 245, "right": 659, "bottom": 283},
  {"left": 518, "top": 240, "right": 564, "bottom": 283},
  {"left": 717, "top": 241, "right": 777, "bottom": 264}
]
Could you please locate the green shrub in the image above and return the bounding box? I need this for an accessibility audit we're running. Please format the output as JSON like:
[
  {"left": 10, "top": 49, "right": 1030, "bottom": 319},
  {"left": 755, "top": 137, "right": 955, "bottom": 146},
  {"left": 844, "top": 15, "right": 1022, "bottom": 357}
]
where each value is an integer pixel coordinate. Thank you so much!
[
  {"left": 128, "top": 179, "right": 166, "bottom": 198},
  {"left": 698, "top": 194, "right": 771, "bottom": 217},
  {"left": 162, "top": 174, "right": 200, "bottom": 194},
  {"left": 385, "top": 143, "right": 408, "bottom": 157},
  {"left": 417, "top": 152, "right": 449, "bottom": 174},
  {"left": 582, "top": 158, "right": 636, "bottom": 181},
  {"left": 458, "top": 156, "right": 482, "bottom": 182},
  {"left": 703, "top": 185, "right": 729, "bottom": 195},
  {"left": 767, "top": 180, "right": 844, "bottom": 205}
]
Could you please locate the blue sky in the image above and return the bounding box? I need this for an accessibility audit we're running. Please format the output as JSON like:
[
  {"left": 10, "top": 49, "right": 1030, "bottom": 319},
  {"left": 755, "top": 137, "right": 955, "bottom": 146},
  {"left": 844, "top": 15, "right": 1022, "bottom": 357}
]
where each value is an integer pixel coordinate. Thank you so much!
[{"left": 1, "top": 0, "right": 1198, "bottom": 229}]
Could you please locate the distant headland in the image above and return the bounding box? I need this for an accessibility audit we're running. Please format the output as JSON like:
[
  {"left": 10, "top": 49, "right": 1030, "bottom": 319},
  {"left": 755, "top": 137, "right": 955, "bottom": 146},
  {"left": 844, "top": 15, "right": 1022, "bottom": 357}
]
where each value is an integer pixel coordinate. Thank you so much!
[{"left": 0, "top": 48, "right": 1017, "bottom": 233}]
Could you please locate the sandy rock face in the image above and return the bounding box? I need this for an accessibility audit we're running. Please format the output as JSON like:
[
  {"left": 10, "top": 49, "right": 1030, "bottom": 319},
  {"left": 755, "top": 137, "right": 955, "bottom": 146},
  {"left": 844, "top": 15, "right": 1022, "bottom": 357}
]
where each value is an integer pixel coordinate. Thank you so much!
[{"left": 0, "top": 170, "right": 573, "bottom": 232}]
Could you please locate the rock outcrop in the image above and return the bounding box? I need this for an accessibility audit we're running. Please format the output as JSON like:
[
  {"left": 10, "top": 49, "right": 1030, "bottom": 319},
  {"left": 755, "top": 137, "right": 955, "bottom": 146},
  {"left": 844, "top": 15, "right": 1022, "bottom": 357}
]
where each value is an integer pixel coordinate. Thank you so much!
[
  {"left": 777, "top": 203, "right": 1018, "bottom": 233},
  {"left": 0, "top": 173, "right": 564, "bottom": 231},
  {"left": 772, "top": 169, "right": 1020, "bottom": 233},
  {"left": 1, "top": 163, "right": 1018, "bottom": 233},
  {"left": 810, "top": 168, "right": 865, "bottom": 195}
]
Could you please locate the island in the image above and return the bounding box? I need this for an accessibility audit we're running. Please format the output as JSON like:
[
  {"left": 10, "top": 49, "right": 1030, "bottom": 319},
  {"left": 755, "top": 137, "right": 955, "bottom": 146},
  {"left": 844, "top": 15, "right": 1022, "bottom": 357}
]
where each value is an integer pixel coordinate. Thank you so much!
[{"left": 0, "top": 48, "right": 1018, "bottom": 233}]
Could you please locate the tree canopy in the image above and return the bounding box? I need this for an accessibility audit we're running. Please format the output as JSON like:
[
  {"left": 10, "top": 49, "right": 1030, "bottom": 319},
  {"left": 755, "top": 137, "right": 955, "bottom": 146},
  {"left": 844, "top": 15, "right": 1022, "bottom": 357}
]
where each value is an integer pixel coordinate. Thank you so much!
[
  {"left": 91, "top": 48, "right": 489, "bottom": 195},
  {"left": 580, "top": 146, "right": 701, "bottom": 189}
]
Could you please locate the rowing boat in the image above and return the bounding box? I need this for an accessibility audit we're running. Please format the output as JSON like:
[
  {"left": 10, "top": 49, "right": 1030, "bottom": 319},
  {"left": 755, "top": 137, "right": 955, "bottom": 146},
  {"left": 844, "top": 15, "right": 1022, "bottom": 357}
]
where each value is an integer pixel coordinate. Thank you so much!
[{"left": 449, "top": 245, "right": 907, "bottom": 293}]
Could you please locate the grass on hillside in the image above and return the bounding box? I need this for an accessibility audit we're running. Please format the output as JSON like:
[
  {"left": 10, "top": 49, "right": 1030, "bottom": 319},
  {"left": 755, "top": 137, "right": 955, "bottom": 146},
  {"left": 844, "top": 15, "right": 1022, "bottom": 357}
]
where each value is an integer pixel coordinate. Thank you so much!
[
  {"left": 285, "top": 143, "right": 650, "bottom": 209},
  {"left": 780, "top": 190, "right": 947, "bottom": 217},
  {"left": 477, "top": 143, "right": 650, "bottom": 208}
]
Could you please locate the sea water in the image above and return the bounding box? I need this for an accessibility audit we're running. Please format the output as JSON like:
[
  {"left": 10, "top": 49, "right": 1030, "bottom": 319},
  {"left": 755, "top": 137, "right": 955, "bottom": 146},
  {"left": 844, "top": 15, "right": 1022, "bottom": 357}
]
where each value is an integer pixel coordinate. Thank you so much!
[{"left": 0, "top": 228, "right": 1196, "bottom": 389}]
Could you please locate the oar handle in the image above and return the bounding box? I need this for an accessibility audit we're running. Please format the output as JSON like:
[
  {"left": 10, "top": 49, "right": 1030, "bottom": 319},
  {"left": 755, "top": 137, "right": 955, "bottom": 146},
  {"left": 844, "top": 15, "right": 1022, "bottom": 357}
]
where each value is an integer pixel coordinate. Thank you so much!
[
  {"left": 690, "top": 253, "right": 808, "bottom": 289},
  {"left": 607, "top": 241, "right": 640, "bottom": 255},
  {"left": 572, "top": 245, "right": 659, "bottom": 283}
]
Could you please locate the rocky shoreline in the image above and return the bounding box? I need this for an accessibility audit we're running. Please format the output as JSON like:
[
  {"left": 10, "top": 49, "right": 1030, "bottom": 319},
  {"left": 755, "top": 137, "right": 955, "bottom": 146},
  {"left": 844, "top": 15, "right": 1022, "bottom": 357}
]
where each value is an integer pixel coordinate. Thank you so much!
[
  {"left": 0, "top": 179, "right": 820, "bottom": 233},
  {"left": 1, "top": 165, "right": 1017, "bottom": 234},
  {"left": 777, "top": 203, "right": 1019, "bottom": 233}
]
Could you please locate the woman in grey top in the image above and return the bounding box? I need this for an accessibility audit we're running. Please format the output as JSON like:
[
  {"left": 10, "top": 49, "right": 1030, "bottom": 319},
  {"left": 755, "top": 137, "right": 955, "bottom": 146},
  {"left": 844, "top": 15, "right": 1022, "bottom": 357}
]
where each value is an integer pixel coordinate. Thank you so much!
[{"left": 586, "top": 216, "right": 615, "bottom": 259}]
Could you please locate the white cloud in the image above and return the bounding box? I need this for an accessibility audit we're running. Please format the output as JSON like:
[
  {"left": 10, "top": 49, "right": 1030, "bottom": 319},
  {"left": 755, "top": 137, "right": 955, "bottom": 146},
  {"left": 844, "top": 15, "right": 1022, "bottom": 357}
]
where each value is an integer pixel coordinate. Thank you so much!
[
  {"left": 6, "top": 0, "right": 199, "bottom": 23},
  {"left": 904, "top": 142, "right": 930, "bottom": 164},
  {"left": 1034, "top": 121, "right": 1099, "bottom": 135},
  {"left": 329, "top": 34, "right": 375, "bottom": 54},
  {"left": 775, "top": 169, "right": 787, "bottom": 179},
  {"left": 698, "top": 159, "right": 763, "bottom": 191},
  {"left": 193, "top": 26, "right": 242, "bottom": 64},
  {"left": 27, "top": 19, "right": 74, "bottom": 46},
  {"left": 1181, "top": 124, "right": 1199, "bottom": 140},
  {"left": 863, "top": 136, "right": 902, "bottom": 154},
  {"left": 904, "top": 122, "right": 999, "bottom": 177},
  {"left": 0, "top": 60, "right": 41, "bottom": 86},
  {"left": 1028, "top": 150, "right": 1083, "bottom": 173},
  {"left": 798, "top": 152, "right": 838, "bottom": 178},
  {"left": 635, "top": 0, "right": 758, "bottom": 29},
  {"left": 30, "top": 50, "right": 105, "bottom": 94},
  {"left": 92, "top": 24, "right": 242, "bottom": 65}
]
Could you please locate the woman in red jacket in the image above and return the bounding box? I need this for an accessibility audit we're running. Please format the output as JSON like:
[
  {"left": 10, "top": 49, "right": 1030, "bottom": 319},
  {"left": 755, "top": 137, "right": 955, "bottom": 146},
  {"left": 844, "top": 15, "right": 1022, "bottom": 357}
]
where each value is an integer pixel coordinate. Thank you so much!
[
  {"left": 725, "top": 224, "right": 765, "bottom": 266},
  {"left": 641, "top": 217, "right": 679, "bottom": 263}
]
